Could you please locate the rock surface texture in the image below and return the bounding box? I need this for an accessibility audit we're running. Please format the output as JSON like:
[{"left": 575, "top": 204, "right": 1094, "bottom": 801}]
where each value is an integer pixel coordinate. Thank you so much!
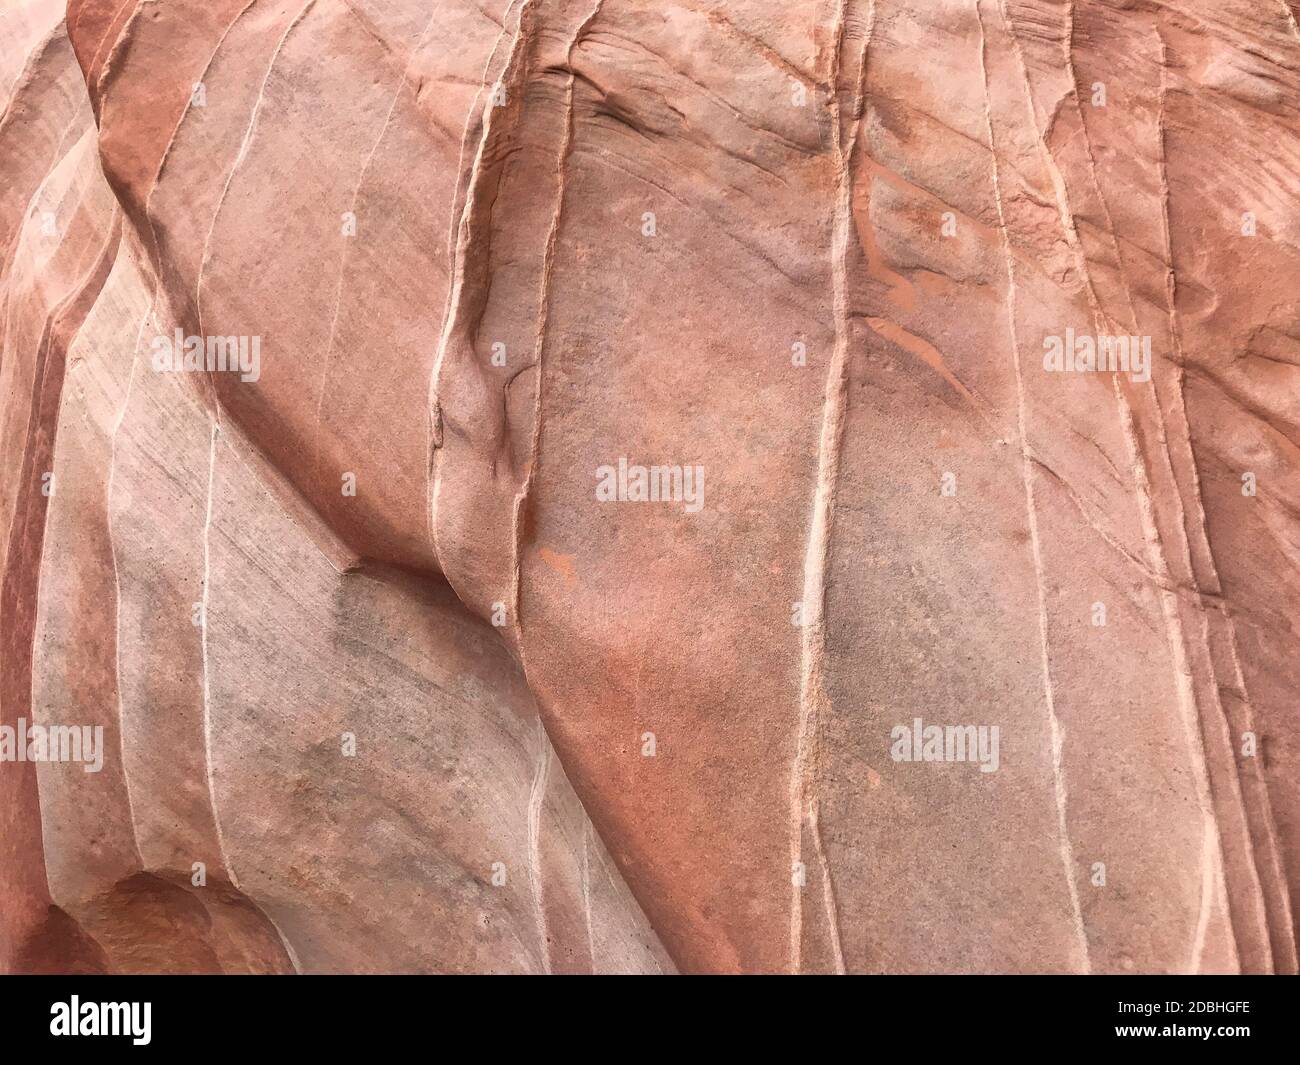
[{"left": 0, "top": 0, "right": 1297, "bottom": 974}]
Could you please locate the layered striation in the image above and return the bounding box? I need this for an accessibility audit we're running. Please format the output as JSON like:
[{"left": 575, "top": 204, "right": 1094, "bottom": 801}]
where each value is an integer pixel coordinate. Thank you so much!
[{"left": 0, "top": 0, "right": 1296, "bottom": 973}]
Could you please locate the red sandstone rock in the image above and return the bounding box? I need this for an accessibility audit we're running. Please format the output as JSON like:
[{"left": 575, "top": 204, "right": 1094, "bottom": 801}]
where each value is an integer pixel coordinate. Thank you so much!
[{"left": 0, "top": 0, "right": 1296, "bottom": 974}]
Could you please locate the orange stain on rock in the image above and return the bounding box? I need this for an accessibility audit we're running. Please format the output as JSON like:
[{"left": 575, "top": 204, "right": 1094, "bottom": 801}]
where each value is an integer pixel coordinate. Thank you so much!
[{"left": 539, "top": 547, "right": 578, "bottom": 586}]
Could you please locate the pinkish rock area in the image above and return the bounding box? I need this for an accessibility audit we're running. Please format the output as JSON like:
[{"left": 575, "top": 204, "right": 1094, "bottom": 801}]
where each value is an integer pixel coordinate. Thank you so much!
[{"left": 1, "top": 0, "right": 1297, "bottom": 974}]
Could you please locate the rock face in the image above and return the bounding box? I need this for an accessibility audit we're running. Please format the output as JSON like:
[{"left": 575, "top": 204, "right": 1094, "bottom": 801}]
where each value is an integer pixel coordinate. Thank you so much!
[{"left": 0, "top": 0, "right": 1296, "bottom": 974}]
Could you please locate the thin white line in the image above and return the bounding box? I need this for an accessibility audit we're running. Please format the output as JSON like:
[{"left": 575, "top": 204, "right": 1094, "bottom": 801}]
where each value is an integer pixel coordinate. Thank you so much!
[
  {"left": 975, "top": 0, "right": 1090, "bottom": 972},
  {"left": 200, "top": 417, "right": 238, "bottom": 889}
]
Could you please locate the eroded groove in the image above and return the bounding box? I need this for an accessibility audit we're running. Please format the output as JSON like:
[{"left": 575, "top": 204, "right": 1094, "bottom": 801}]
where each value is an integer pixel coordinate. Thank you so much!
[
  {"left": 1151, "top": 25, "right": 1295, "bottom": 973},
  {"left": 509, "top": 0, "right": 606, "bottom": 645},
  {"left": 427, "top": 0, "right": 537, "bottom": 575},
  {"left": 526, "top": 723, "right": 553, "bottom": 974},
  {"left": 975, "top": 0, "right": 1091, "bottom": 974},
  {"left": 789, "top": 0, "right": 869, "bottom": 978}
]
